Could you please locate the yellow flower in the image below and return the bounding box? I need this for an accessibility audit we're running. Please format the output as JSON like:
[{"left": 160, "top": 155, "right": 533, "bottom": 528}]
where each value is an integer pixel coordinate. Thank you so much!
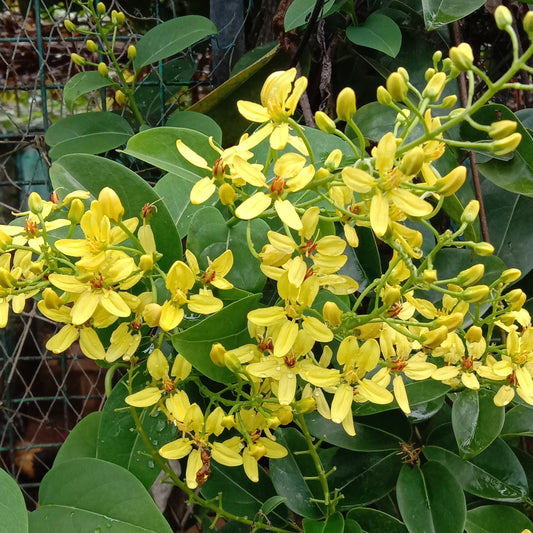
[
  {"left": 237, "top": 68, "right": 308, "bottom": 151},
  {"left": 185, "top": 249, "right": 234, "bottom": 290}
]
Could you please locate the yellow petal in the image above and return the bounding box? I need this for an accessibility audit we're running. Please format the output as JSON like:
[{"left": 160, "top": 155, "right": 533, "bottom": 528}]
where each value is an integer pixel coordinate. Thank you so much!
[
  {"left": 331, "top": 384, "right": 353, "bottom": 424},
  {"left": 274, "top": 199, "right": 302, "bottom": 230},
  {"left": 190, "top": 177, "right": 216, "bottom": 204},
  {"left": 159, "top": 301, "right": 185, "bottom": 331},
  {"left": 125, "top": 386, "right": 162, "bottom": 407},
  {"left": 176, "top": 139, "right": 210, "bottom": 169},
  {"left": 159, "top": 437, "right": 193, "bottom": 460},
  {"left": 46, "top": 325, "right": 79, "bottom": 354},
  {"left": 370, "top": 191, "right": 389, "bottom": 237},
  {"left": 235, "top": 192, "right": 271, "bottom": 220},
  {"left": 237, "top": 100, "right": 270, "bottom": 122}
]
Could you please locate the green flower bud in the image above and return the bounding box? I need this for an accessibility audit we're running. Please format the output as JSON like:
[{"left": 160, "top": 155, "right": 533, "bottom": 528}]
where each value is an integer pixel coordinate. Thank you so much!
[
  {"left": 456, "top": 264, "right": 485, "bottom": 287},
  {"left": 377, "top": 85, "right": 392, "bottom": 105},
  {"left": 314, "top": 111, "right": 336, "bottom": 134},
  {"left": 462, "top": 285, "right": 490, "bottom": 303},
  {"left": 127, "top": 45, "right": 137, "bottom": 60},
  {"left": 492, "top": 132, "right": 521, "bottom": 155},
  {"left": 400, "top": 146, "right": 425, "bottom": 176},
  {"left": 449, "top": 43, "right": 474, "bottom": 72},
  {"left": 398, "top": 67, "right": 409, "bottom": 81},
  {"left": 422, "top": 72, "right": 447, "bottom": 102},
  {"left": 98, "top": 62, "right": 108, "bottom": 77},
  {"left": 442, "top": 95, "right": 457, "bottom": 108},
  {"left": 71, "top": 53, "right": 86, "bottom": 66},
  {"left": 460, "top": 200, "right": 479, "bottom": 224},
  {"left": 488, "top": 120, "right": 517, "bottom": 140},
  {"left": 67, "top": 198, "right": 85, "bottom": 224},
  {"left": 64, "top": 19, "right": 76, "bottom": 32},
  {"left": 471, "top": 241, "right": 494, "bottom": 256},
  {"left": 28, "top": 192, "right": 43, "bottom": 214},
  {"left": 86, "top": 39, "right": 98, "bottom": 53},
  {"left": 499, "top": 268, "right": 521, "bottom": 284},
  {"left": 432, "top": 50, "right": 442, "bottom": 64},
  {"left": 386, "top": 72, "right": 408, "bottom": 102},
  {"left": 224, "top": 351, "right": 243, "bottom": 373},
  {"left": 524, "top": 11, "right": 533, "bottom": 36},
  {"left": 336, "top": 87, "right": 357, "bottom": 122},
  {"left": 495, "top": 5, "right": 513, "bottom": 30},
  {"left": 97, "top": 2, "right": 106, "bottom": 14},
  {"left": 425, "top": 67, "right": 436, "bottom": 82}
]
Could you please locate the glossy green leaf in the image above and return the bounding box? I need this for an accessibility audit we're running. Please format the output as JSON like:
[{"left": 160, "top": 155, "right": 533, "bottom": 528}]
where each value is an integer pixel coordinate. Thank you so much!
[
  {"left": 45, "top": 112, "right": 133, "bottom": 159},
  {"left": 483, "top": 178, "right": 533, "bottom": 277},
  {"left": 53, "top": 411, "right": 100, "bottom": 467},
  {"left": 49, "top": 154, "right": 182, "bottom": 269},
  {"left": 261, "top": 495, "right": 287, "bottom": 516},
  {"left": 501, "top": 405, "right": 533, "bottom": 437},
  {"left": 201, "top": 462, "right": 288, "bottom": 526},
  {"left": 133, "top": 16, "right": 217, "bottom": 71},
  {"left": 303, "top": 513, "right": 346, "bottom": 533},
  {"left": 423, "top": 439, "right": 528, "bottom": 502},
  {"left": 303, "top": 518, "right": 327, "bottom": 533},
  {"left": 284, "top": 0, "right": 337, "bottom": 31},
  {"left": 397, "top": 461, "right": 466, "bottom": 533},
  {"left": 0, "top": 467, "right": 28, "bottom": 533},
  {"left": 97, "top": 368, "right": 177, "bottom": 490},
  {"left": 346, "top": 508, "right": 407, "bottom": 533},
  {"left": 346, "top": 14, "right": 402, "bottom": 58},
  {"left": 270, "top": 427, "right": 323, "bottom": 519},
  {"left": 63, "top": 71, "right": 113, "bottom": 111},
  {"left": 28, "top": 458, "right": 172, "bottom": 533},
  {"left": 421, "top": 0, "right": 486, "bottom": 30},
  {"left": 123, "top": 127, "right": 218, "bottom": 181},
  {"left": 343, "top": 519, "right": 362, "bottom": 533},
  {"left": 349, "top": 227, "right": 382, "bottom": 290},
  {"left": 231, "top": 42, "right": 278, "bottom": 76},
  {"left": 465, "top": 505, "right": 533, "bottom": 533},
  {"left": 305, "top": 410, "right": 410, "bottom": 451},
  {"left": 165, "top": 111, "right": 223, "bottom": 145},
  {"left": 452, "top": 389, "right": 505, "bottom": 459},
  {"left": 328, "top": 449, "right": 401, "bottom": 508},
  {"left": 172, "top": 294, "right": 261, "bottom": 382}
]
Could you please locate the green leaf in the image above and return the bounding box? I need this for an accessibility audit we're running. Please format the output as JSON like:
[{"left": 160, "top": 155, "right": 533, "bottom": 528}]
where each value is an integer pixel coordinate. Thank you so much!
[
  {"left": 305, "top": 410, "right": 410, "bottom": 452},
  {"left": 165, "top": 111, "right": 223, "bottom": 145},
  {"left": 423, "top": 439, "right": 528, "bottom": 502},
  {"left": 122, "top": 127, "right": 218, "bottom": 181},
  {"left": 0, "top": 467, "right": 28, "bottom": 533},
  {"left": 421, "top": 0, "right": 486, "bottom": 30},
  {"left": 270, "top": 427, "right": 323, "bottom": 519},
  {"left": 28, "top": 458, "right": 172, "bottom": 533},
  {"left": 452, "top": 389, "right": 505, "bottom": 459},
  {"left": 303, "top": 518, "right": 327, "bottom": 533},
  {"left": 284, "top": 0, "right": 337, "bottom": 31},
  {"left": 328, "top": 449, "right": 401, "bottom": 508},
  {"left": 397, "top": 461, "right": 466, "bottom": 533},
  {"left": 45, "top": 112, "right": 133, "bottom": 159},
  {"left": 201, "top": 462, "right": 288, "bottom": 526},
  {"left": 501, "top": 405, "right": 533, "bottom": 437},
  {"left": 343, "top": 519, "right": 363, "bottom": 533},
  {"left": 97, "top": 369, "right": 177, "bottom": 490},
  {"left": 346, "top": 508, "right": 407, "bottom": 533},
  {"left": 172, "top": 294, "right": 261, "bottom": 383},
  {"left": 133, "top": 16, "right": 217, "bottom": 71},
  {"left": 483, "top": 178, "right": 533, "bottom": 277},
  {"left": 53, "top": 412, "right": 100, "bottom": 467},
  {"left": 346, "top": 14, "right": 402, "bottom": 58},
  {"left": 63, "top": 71, "right": 113, "bottom": 111},
  {"left": 49, "top": 153, "right": 182, "bottom": 269},
  {"left": 465, "top": 505, "right": 533, "bottom": 533},
  {"left": 261, "top": 496, "right": 288, "bottom": 516}
]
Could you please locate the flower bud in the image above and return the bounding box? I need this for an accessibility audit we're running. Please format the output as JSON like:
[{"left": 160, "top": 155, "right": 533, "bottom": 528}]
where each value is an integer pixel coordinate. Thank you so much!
[
  {"left": 315, "top": 111, "right": 336, "bottom": 134},
  {"left": 377, "top": 86, "right": 392, "bottom": 105},
  {"left": 488, "top": 120, "right": 517, "bottom": 140},
  {"left": 506, "top": 288, "right": 525, "bottom": 304},
  {"left": 421, "top": 326, "right": 448, "bottom": 348},
  {"left": 86, "top": 39, "right": 98, "bottom": 53},
  {"left": 492, "top": 132, "right": 522, "bottom": 155},
  {"left": 442, "top": 95, "right": 457, "bottom": 108},
  {"left": 221, "top": 414, "right": 235, "bottom": 429},
  {"left": 425, "top": 67, "right": 436, "bottom": 82},
  {"left": 495, "top": 5, "right": 513, "bottom": 29},
  {"left": 138, "top": 224, "right": 156, "bottom": 253},
  {"left": 460, "top": 200, "right": 479, "bottom": 224},
  {"left": 249, "top": 443, "right": 267, "bottom": 460},
  {"left": 465, "top": 326, "right": 483, "bottom": 343},
  {"left": 499, "top": 268, "right": 521, "bottom": 284},
  {"left": 139, "top": 254, "right": 153, "bottom": 272},
  {"left": 98, "top": 187, "right": 124, "bottom": 221},
  {"left": 336, "top": 87, "right": 356, "bottom": 122},
  {"left": 400, "top": 146, "right": 425, "bottom": 176},
  {"left": 71, "top": 53, "right": 86, "bottom": 67},
  {"left": 422, "top": 72, "right": 447, "bottom": 102},
  {"left": 28, "top": 192, "right": 43, "bottom": 214},
  {"left": 471, "top": 241, "right": 494, "bottom": 256},
  {"left": 98, "top": 62, "right": 108, "bottom": 77},
  {"left": 456, "top": 264, "right": 485, "bottom": 286},
  {"left": 127, "top": 45, "right": 137, "bottom": 60},
  {"left": 97, "top": 2, "right": 106, "bottom": 14},
  {"left": 115, "top": 89, "right": 126, "bottom": 106},
  {"left": 386, "top": 72, "right": 408, "bottom": 102},
  {"left": 449, "top": 43, "right": 474, "bottom": 72},
  {"left": 224, "top": 351, "right": 243, "bottom": 373},
  {"left": 435, "top": 312, "right": 464, "bottom": 331},
  {"left": 218, "top": 183, "right": 236, "bottom": 205},
  {"left": 67, "top": 198, "right": 85, "bottom": 224},
  {"left": 436, "top": 166, "right": 467, "bottom": 196},
  {"left": 382, "top": 285, "right": 402, "bottom": 306},
  {"left": 398, "top": 67, "right": 409, "bottom": 81},
  {"left": 524, "top": 11, "right": 533, "bottom": 36},
  {"left": 432, "top": 50, "right": 442, "bottom": 64},
  {"left": 142, "top": 303, "right": 161, "bottom": 327},
  {"left": 323, "top": 301, "right": 342, "bottom": 326},
  {"left": 461, "top": 285, "right": 490, "bottom": 303},
  {"left": 423, "top": 269, "right": 438, "bottom": 283},
  {"left": 64, "top": 19, "right": 76, "bottom": 32},
  {"left": 292, "top": 397, "right": 316, "bottom": 414},
  {"left": 210, "top": 343, "right": 226, "bottom": 367}
]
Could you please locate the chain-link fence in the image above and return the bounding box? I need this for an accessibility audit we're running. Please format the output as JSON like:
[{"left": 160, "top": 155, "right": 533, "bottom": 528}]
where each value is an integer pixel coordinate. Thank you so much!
[{"left": 0, "top": 0, "right": 238, "bottom": 508}]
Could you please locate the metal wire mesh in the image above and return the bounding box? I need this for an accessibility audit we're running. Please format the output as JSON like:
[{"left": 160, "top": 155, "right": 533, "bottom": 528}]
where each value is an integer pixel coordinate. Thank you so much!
[{"left": 0, "top": 0, "right": 217, "bottom": 508}]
